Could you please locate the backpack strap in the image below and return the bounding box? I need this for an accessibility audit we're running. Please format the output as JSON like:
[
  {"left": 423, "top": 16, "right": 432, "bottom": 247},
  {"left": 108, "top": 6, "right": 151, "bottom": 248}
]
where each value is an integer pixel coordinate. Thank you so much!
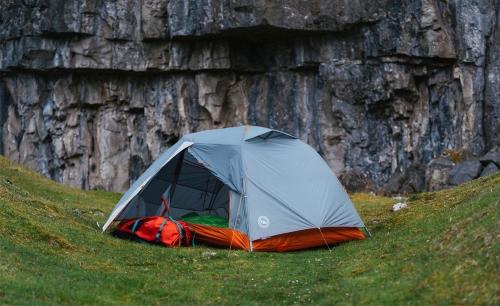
[
  {"left": 155, "top": 218, "right": 168, "bottom": 243},
  {"left": 169, "top": 217, "right": 185, "bottom": 246},
  {"left": 130, "top": 219, "right": 142, "bottom": 233}
]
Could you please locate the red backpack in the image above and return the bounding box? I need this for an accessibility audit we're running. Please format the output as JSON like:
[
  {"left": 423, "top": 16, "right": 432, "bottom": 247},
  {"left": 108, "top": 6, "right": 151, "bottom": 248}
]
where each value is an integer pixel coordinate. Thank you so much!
[
  {"left": 115, "top": 216, "right": 192, "bottom": 247},
  {"left": 115, "top": 195, "right": 192, "bottom": 247}
]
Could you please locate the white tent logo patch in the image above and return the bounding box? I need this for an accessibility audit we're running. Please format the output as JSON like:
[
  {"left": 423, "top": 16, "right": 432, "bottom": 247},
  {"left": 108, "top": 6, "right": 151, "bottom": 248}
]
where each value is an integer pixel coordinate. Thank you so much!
[{"left": 257, "top": 216, "right": 270, "bottom": 228}]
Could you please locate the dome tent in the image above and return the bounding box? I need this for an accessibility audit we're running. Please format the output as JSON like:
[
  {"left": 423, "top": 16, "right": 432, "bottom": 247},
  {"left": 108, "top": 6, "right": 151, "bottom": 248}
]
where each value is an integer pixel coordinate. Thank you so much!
[{"left": 103, "top": 126, "right": 366, "bottom": 251}]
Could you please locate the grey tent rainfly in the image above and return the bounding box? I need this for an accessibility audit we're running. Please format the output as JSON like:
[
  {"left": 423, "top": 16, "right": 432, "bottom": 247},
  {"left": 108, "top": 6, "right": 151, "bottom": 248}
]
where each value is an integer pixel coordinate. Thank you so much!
[{"left": 103, "top": 126, "right": 367, "bottom": 252}]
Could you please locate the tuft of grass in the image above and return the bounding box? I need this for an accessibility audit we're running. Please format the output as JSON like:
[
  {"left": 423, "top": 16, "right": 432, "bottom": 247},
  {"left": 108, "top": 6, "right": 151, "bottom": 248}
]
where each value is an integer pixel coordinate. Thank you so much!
[{"left": 0, "top": 156, "right": 498, "bottom": 305}]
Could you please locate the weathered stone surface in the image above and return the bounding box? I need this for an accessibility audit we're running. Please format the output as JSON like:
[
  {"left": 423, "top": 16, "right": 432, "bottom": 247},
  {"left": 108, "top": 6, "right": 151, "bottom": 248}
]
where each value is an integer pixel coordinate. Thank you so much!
[
  {"left": 480, "top": 162, "right": 499, "bottom": 177},
  {"left": 384, "top": 164, "right": 426, "bottom": 195},
  {"left": 448, "top": 160, "right": 482, "bottom": 186},
  {"left": 0, "top": 0, "right": 499, "bottom": 193},
  {"left": 484, "top": 5, "right": 500, "bottom": 149},
  {"left": 338, "top": 170, "right": 376, "bottom": 193},
  {"left": 480, "top": 146, "right": 500, "bottom": 167},
  {"left": 426, "top": 157, "right": 455, "bottom": 191}
]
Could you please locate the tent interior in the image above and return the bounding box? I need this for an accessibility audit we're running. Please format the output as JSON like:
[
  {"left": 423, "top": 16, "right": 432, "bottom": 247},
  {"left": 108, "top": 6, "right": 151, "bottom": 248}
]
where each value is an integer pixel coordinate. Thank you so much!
[{"left": 117, "top": 149, "right": 230, "bottom": 223}]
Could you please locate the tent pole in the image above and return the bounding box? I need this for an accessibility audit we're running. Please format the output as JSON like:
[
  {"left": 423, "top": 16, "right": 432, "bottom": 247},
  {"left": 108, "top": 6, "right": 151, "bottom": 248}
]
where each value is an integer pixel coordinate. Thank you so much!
[{"left": 169, "top": 150, "right": 186, "bottom": 208}]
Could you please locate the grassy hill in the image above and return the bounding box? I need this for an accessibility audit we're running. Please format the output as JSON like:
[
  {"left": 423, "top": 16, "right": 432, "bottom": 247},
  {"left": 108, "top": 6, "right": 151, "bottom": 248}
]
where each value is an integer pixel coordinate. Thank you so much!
[{"left": 0, "top": 155, "right": 498, "bottom": 305}]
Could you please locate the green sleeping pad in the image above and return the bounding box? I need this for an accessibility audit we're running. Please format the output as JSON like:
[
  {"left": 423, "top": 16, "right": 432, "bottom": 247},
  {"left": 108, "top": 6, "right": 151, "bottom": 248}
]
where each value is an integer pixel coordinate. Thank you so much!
[{"left": 180, "top": 213, "right": 228, "bottom": 228}]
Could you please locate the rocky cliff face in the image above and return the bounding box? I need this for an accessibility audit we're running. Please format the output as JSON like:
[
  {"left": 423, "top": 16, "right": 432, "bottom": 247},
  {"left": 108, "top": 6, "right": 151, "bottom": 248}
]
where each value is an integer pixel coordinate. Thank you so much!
[{"left": 0, "top": 0, "right": 499, "bottom": 193}]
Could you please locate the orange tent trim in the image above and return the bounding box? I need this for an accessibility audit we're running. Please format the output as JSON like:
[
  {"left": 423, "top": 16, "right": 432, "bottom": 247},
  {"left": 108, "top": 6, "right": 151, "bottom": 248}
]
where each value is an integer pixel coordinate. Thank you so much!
[{"left": 186, "top": 223, "right": 365, "bottom": 252}]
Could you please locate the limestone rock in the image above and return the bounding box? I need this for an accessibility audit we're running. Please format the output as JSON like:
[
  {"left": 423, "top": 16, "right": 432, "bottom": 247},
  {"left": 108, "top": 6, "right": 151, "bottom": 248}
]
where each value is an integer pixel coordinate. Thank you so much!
[
  {"left": 0, "top": 0, "right": 499, "bottom": 193},
  {"left": 480, "top": 162, "right": 499, "bottom": 177},
  {"left": 480, "top": 147, "right": 500, "bottom": 167},
  {"left": 426, "top": 157, "right": 455, "bottom": 191},
  {"left": 338, "top": 170, "right": 376, "bottom": 193},
  {"left": 448, "top": 160, "right": 482, "bottom": 186},
  {"left": 384, "top": 165, "right": 426, "bottom": 195}
]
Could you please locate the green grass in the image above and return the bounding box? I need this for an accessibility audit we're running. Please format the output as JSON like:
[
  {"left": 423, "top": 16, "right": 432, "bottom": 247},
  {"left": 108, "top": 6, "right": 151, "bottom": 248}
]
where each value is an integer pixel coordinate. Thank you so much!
[{"left": 0, "top": 155, "right": 498, "bottom": 305}]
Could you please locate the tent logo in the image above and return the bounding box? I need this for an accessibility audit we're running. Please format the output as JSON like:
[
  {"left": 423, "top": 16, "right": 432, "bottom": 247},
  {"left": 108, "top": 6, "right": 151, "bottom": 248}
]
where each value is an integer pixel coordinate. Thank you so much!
[{"left": 257, "top": 216, "right": 270, "bottom": 228}]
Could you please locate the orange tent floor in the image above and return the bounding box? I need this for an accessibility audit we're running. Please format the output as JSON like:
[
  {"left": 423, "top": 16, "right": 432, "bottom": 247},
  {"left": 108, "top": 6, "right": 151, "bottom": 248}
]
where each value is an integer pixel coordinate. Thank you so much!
[{"left": 186, "top": 223, "right": 365, "bottom": 252}]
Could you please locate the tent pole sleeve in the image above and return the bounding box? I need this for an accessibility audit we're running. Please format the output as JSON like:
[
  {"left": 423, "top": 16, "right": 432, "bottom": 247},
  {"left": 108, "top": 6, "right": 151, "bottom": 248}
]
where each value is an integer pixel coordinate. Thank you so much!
[
  {"left": 227, "top": 190, "right": 245, "bottom": 255},
  {"left": 243, "top": 176, "right": 253, "bottom": 252}
]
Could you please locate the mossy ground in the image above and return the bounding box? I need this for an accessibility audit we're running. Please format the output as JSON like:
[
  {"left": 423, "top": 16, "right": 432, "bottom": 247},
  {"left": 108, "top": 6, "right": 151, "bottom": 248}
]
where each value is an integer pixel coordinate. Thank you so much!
[{"left": 0, "top": 156, "right": 498, "bottom": 305}]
